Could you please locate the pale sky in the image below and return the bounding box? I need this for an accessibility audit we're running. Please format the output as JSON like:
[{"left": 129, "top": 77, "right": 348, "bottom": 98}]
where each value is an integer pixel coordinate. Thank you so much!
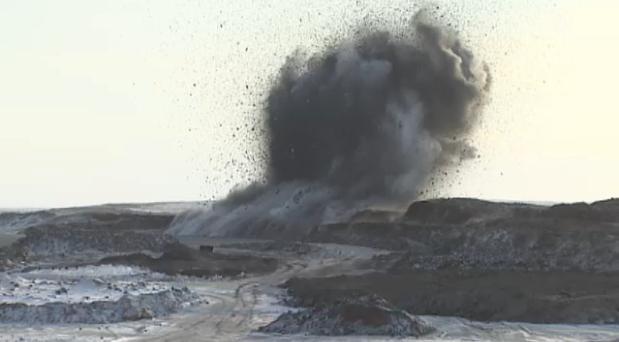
[{"left": 1, "top": 0, "right": 618, "bottom": 208}]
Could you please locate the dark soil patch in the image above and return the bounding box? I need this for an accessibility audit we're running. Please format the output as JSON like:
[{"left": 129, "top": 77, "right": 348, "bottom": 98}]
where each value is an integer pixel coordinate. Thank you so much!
[
  {"left": 98, "top": 243, "right": 278, "bottom": 277},
  {"left": 284, "top": 271, "right": 619, "bottom": 324}
]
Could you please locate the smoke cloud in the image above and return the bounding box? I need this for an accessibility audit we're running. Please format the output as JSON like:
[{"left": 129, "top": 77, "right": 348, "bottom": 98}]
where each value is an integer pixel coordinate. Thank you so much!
[{"left": 168, "top": 17, "right": 490, "bottom": 238}]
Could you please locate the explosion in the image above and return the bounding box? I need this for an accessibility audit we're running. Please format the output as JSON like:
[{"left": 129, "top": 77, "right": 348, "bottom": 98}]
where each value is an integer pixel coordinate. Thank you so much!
[{"left": 169, "top": 17, "right": 490, "bottom": 237}]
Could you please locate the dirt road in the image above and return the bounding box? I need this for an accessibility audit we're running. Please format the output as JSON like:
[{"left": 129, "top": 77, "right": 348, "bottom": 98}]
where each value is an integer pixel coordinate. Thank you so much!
[
  {"left": 131, "top": 239, "right": 619, "bottom": 342},
  {"left": 137, "top": 238, "right": 381, "bottom": 341}
]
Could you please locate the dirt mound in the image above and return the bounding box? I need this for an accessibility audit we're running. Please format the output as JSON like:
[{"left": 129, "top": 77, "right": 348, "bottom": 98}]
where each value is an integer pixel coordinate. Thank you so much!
[
  {"left": 403, "top": 198, "right": 619, "bottom": 225},
  {"left": 259, "top": 295, "right": 433, "bottom": 337},
  {"left": 403, "top": 198, "right": 514, "bottom": 224},
  {"left": 284, "top": 271, "right": 619, "bottom": 324},
  {"left": 98, "top": 243, "right": 278, "bottom": 277},
  {"left": 0, "top": 208, "right": 174, "bottom": 234},
  {"left": 304, "top": 198, "right": 619, "bottom": 272},
  {"left": 0, "top": 207, "right": 177, "bottom": 268},
  {"left": 168, "top": 199, "right": 619, "bottom": 272},
  {"left": 6, "top": 224, "right": 176, "bottom": 260},
  {"left": 0, "top": 211, "right": 54, "bottom": 233}
]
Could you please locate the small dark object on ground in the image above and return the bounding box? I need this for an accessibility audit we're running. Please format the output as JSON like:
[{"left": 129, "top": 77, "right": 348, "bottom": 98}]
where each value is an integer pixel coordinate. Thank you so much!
[{"left": 199, "top": 245, "right": 214, "bottom": 253}]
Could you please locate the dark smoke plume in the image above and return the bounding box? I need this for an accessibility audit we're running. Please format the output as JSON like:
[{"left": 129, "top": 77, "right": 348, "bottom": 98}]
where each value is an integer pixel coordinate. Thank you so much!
[{"left": 168, "top": 18, "right": 490, "bottom": 237}]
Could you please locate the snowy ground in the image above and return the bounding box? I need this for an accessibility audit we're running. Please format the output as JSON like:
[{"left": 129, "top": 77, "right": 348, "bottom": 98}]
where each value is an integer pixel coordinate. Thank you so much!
[
  {"left": 2, "top": 203, "right": 619, "bottom": 341},
  {"left": 1, "top": 266, "right": 170, "bottom": 305},
  {"left": 0, "top": 265, "right": 200, "bottom": 327}
]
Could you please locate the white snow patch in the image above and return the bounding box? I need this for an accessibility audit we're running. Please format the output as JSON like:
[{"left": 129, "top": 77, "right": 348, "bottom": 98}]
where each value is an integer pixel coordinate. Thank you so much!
[
  {"left": 20, "top": 265, "right": 161, "bottom": 281},
  {"left": 0, "top": 265, "right": 203, "bottom": 325},
  {"left": 1, "top": 266, "right": 171, "bottom": 305}
]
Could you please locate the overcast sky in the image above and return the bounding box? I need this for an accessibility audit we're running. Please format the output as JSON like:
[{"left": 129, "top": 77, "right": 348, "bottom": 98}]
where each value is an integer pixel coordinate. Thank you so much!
[{"left": 1, "top": 0, "right": 618, "bottom": 208}]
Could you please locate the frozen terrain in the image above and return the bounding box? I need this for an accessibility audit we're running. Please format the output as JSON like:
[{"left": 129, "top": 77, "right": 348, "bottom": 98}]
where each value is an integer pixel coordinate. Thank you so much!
[
  {"left": 0, "top": 264, "right": 200, "bottom": 325},
  {"left": 1, "top": 200, "right": 619, "bottom": 341}
]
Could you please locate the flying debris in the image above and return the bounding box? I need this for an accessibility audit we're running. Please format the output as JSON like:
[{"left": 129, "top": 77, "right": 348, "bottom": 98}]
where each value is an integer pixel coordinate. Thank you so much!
[{"left": 169, "top": 16, "right": 490, "bottom": 238}]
